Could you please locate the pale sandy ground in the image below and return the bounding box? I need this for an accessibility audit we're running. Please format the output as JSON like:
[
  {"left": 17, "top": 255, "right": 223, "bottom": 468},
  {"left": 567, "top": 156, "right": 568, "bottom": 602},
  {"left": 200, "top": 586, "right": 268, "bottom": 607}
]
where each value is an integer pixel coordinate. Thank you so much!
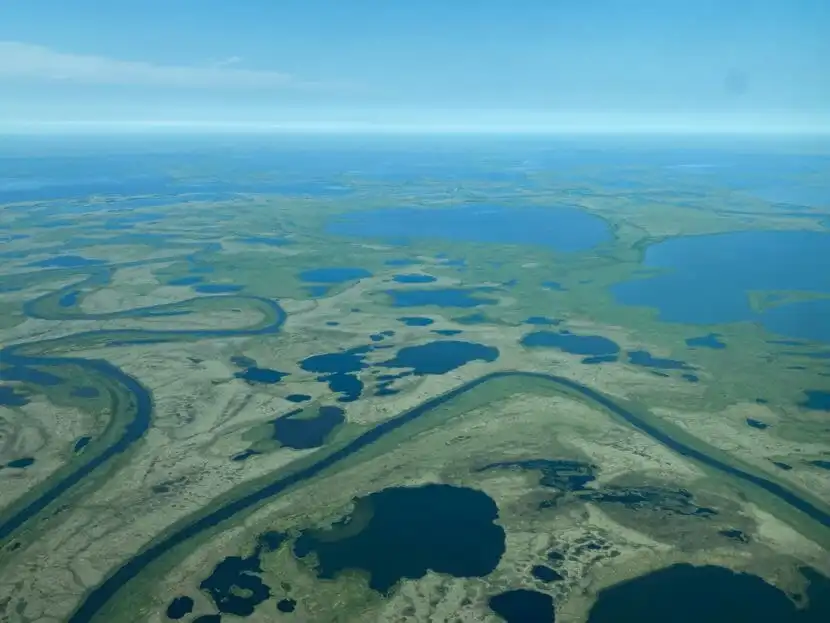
[{"left": 0, "top": 397, "right": 99, "bottom": 512}]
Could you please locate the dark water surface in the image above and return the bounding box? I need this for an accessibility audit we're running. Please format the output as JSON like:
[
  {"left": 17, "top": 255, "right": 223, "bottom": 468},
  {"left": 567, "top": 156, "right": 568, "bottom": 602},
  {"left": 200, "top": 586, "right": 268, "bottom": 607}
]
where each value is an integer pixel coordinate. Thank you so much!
[
  {"left": 488, "top": 589, "right": 555, "bottom": 622},
  {"left": 521, "top": 330, "right": 620, "bottom": 359},
  {"left": 300, "top": 346, "right": 371, "bottom": 402},
  {"left": 381, "top": 340, "right": 499, "bottom": 375},
  {"left": 686, "top": 333, "right": 727, "bottom": 349},
  {"left": 387, "top": 287, "right": 499, "bottom": 308},
  {"left": 801, "top": 390, "right": 830, "bottom": 411},
  {"left": 6, "top": 457, "right": 36, "bottom": 469},
  {"left": 276, "top": 598, "right": 296, "bottom": 613},
  {"left": 397, "top": 316, "right": 434, "bottom": 326},
  {"left": 392, "top": 273, "right": 437, "bottom": 283},
  {"left": 2, "top": 366, "right": 64, "bottom": 386},
  {"left": 270, "top": 406, "right": 345, "bottom": 449},
  {"left": 59, "top": 291, "right": 79, "bottom": 307},
  {"left": 433, "top": 328, "right": 463, "bottom": 336},
  {"left": 193, "top": 284, "right": 243, "bottom": 294},
  {"left": 284, "top": 393, "right": 311, "bottom": 403},
  {"left": 587, "top": 563, "right": 830, "bottom": 623},
  {"left": 72, "top": 385, "right": 101, "bottom": 398},
  {"left": 0, "top": 385, "right": 29, "bottom": 406},
  {"left": 234, "top": 367, "right": 288, "bottom": 385},
  {"left": 531, "top": 564, "right": 564, "bottom": 583},
  {"left": 293, "top": 484, "right": 505, "bottom": 593},
  {"left": 28, "top": 254, "right": 105, "bottom": 268},
  {"left": 628, "top": 350, "right": 692, "bottom": 370},
  {"left": 525, "top": 316, "right": 560, "bottom": 326},
  {"left": 73, "top": 436, "right": 93, "bottom": 453},
  {"left": 165, "top": 596, "right": 193, "bottom": 620}
]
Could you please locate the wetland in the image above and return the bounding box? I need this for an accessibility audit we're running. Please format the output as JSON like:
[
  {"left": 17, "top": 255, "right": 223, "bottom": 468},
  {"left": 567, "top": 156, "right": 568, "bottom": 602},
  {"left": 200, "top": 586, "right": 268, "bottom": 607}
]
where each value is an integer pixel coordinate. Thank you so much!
[{"left": 1, "top": 135, "right": 829, "bottom": 623}]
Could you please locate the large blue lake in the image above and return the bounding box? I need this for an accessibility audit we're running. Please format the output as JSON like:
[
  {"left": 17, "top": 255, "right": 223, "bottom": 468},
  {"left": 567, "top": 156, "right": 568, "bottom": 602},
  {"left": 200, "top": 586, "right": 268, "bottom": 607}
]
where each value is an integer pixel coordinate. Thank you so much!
[
  {"left": 613, "top": 230, "right": 830, "bottom": 342},
  {"left": 327, "top": 204, "right": 611, "bottom": 252}
]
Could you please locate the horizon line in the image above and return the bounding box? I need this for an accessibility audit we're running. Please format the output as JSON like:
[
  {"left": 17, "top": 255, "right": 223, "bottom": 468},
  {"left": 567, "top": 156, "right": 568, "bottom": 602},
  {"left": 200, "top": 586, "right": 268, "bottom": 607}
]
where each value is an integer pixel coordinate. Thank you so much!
[{"left": 3, "top": 119, "right": 830, "bottom": 137}]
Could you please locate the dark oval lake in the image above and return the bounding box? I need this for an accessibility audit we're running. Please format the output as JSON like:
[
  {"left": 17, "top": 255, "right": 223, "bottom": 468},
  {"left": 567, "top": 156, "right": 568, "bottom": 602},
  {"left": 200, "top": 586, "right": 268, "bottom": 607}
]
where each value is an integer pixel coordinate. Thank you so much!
[
  {"left": 293, "top": 484, "right": 505, "bottom": 594},
  {"left": 489, "top": 589, "right": 555, "bottom": 622}
]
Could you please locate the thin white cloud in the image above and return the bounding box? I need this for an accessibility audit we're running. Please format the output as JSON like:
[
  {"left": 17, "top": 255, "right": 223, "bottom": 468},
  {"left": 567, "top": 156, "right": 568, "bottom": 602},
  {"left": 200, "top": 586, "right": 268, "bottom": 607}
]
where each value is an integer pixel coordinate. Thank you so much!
[
  {"left": 0, "top": 41, "right": 329, "bottom": 89},
  {"left": 213, "top": 56, "right": 243, "bottom": 68}
]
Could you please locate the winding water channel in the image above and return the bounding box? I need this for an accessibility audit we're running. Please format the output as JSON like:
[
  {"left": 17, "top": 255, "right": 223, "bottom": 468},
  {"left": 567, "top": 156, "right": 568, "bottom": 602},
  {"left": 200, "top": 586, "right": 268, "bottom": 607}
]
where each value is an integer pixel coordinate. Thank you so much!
[
  {"left": 1, "top": 265, "right": 828, "bottom": 622},
  {"left": 0, "top": 266, "right": 287, "bottom": 541}
]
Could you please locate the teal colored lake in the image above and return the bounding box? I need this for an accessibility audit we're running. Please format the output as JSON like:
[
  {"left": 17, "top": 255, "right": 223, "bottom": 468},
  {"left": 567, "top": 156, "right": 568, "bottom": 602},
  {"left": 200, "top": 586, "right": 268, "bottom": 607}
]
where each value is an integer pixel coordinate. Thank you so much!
[
  {"left": 328, "top": 204, "right": 611, "bottom": 253},
  {"left": 613, "top": 231, "right": 830, "bottom": 342}
]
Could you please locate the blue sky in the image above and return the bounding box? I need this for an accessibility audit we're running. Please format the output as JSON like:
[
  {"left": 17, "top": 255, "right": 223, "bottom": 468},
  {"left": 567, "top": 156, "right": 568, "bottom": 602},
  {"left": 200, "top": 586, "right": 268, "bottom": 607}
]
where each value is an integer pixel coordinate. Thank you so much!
[{"left": 1, "top": 0, "right": 829, "bottom": 132}]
